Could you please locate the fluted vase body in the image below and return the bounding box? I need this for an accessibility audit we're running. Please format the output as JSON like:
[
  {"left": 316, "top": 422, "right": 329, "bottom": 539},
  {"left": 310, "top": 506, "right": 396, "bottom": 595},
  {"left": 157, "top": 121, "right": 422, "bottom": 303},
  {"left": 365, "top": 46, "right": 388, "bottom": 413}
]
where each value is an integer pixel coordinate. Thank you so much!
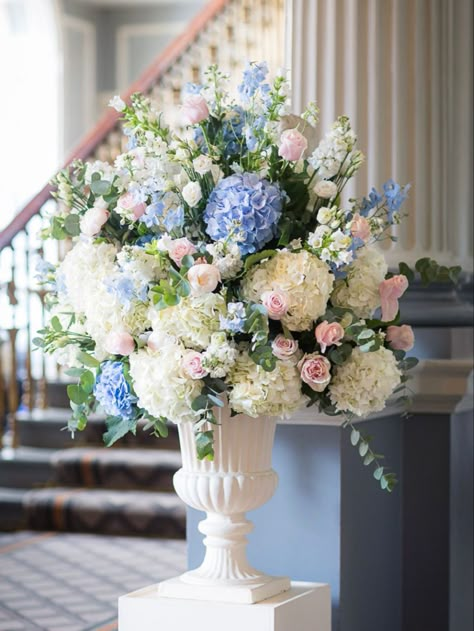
[{"left": 158, "top": 405, "right": 290, "bottom": 604}]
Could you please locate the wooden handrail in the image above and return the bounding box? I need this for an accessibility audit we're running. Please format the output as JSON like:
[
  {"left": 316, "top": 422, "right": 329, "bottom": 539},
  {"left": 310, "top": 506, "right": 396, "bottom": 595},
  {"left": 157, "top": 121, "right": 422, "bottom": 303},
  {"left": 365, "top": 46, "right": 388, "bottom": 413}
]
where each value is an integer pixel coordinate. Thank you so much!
[{"left": 0, "top": 0, "right": 228, "bottom": 251}]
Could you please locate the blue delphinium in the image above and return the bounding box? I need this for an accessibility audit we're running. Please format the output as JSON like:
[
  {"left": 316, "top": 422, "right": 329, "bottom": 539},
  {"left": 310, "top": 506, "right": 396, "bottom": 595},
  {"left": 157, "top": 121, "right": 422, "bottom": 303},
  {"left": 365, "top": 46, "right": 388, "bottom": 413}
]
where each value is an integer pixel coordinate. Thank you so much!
[
  {"left": 94, "top": 361, "right": 136, "bottom": 419},
  {"left": 359, "top": 180, "right": 410, "bottom": 221},
  {"left": 222, "top": 107, "right": 245, "bottom": 156},
  {"left": 238, "top": 62, "right": 271, "bottom": 105},
  {"left": 204, "top": 173, "right": 283, "bottom": 255},
  {"left": 140, "top": 192, "right": 184, "bottom": 232},
  {"left": 219, "top": 302, "right": 246, "bottom": 333}
]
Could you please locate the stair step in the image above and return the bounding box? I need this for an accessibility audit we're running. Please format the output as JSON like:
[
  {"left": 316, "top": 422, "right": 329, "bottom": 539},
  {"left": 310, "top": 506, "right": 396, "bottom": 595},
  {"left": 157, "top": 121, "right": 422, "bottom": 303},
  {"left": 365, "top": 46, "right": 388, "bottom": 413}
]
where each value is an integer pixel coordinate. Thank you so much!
[
  {"left": 0, "top": 447, "right": 56, "bottom": 488},
  {"left": 17, "top": 408, "right": 180, "bottom": 450},
  {"left": 0, "top": 487, "right": 186, "bottom": 537},
  {"left": 52, "top": 447, "right": 182, "bottom": 490}
]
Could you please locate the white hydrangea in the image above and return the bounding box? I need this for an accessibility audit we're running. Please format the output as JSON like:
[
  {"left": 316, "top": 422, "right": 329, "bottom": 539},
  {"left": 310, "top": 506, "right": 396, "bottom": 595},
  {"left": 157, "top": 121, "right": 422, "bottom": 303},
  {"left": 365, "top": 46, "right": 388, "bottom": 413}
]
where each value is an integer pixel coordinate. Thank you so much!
[
  {"left": 229, "top": 351, "right": 307, "bottom": 418},
  {"left": 202, "top": 332, "right": 238, "bottom": 378},
  {"left": 241, "top": 250, "right": 334, "bottom": 332},
  {"left": 129, "top": 344, "right": 202, "bottom": 424},
  {"left": 331, "top": 245, "right": 388, "bottom": 318},
  {"left": 149, "top": 293, "right": 226, "bottom": 350},
  {"left": 329, "top": 347, "right": 401, "bottom": 417},
  {"left": 206, "top": 241, "right": 243, "bottom": 280}
]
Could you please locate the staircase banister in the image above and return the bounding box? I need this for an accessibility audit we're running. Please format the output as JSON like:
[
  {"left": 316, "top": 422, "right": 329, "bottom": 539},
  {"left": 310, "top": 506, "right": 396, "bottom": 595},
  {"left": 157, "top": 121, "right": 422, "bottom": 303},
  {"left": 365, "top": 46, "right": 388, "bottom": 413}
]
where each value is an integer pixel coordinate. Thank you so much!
[{"left": 0, "top": 0, "right": 228, "bottom": 252}]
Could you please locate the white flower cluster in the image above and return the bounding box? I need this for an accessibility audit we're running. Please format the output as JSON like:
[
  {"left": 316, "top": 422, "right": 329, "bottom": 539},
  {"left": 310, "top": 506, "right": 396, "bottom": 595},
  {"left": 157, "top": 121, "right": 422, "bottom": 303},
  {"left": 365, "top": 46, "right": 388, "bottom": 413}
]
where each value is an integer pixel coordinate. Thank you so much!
[
  {"left": 307, "top": 219, "right": 354, "bottom": 268},
  {"left": 206, "top": 241, "right": 243, "bottom": 279},
  {"left": 149, "top": 293, "right": 226, "bottom": 350},
  {"left": 201, "top": 332, "right": 238, "bottom": 378},
  {"left": 329, "top": 347, "right": 401, "bottom": 416},
  {"left": 242, "top": 250, "right": 334, "bottom": 331},
  {"left": 308, "top": 116, "right": 363, "bottom": 179},
  {"left": 116, "top": 245, "right": 163, "bottom": 284},
  {"left": 129, "top": 343, "right": 202, "bottom": 423},
  {"left": 331, "top": 245, "right": 387, "bottom": 318},
  {"left": 229, "top": 351, "right": 307, "bottom": 417}
]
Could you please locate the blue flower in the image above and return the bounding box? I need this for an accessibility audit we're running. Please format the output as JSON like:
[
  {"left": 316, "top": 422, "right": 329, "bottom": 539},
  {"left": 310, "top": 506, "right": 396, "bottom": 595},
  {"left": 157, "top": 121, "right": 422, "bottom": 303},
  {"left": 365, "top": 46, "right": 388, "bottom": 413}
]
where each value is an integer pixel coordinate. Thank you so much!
[
  {"left": 219, "top": 302, "right": 246, "bottom": 333},
  {"left": 360, "top": 187, "right": 383, "bottom": 216},
  {"left": 222, "top": 107, "right": 245, "bottom": 156},
  {"left": 140, "top": 192, "right": 184, "bottom": 232},
  {"left": 204, "top": 173, "right": 283, "bottom": 255},
  {"left": 94, "top": 361, "right": 136, "bottom": 419},
  {"left": 383, "top": 180, "right": 410, "bottom": 216},
  {"left": 183, "top": 82, "right": 202, "bottom": 96},
  {"left": 238, "top": 62, "right": 270, "bottom": 105}
]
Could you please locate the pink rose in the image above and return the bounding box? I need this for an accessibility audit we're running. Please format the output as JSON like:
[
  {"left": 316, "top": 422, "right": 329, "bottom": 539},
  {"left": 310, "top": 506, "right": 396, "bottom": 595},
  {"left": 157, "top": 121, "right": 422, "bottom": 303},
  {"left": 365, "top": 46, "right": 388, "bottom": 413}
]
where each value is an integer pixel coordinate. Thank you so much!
[
  {"left": 181, "top": 351, "right": 208, "bottom": 380},
  {"left": 261, "top": 289, "right": 289, "bottom": 320},
  {"left": 386, "top": 325, "right": 415, "bottom": 351},
  {"left": 168, "top": 238, "right": 197, "bottom": 267},
  {"left": 278, "top": 128, "right": 308, "bottom": 162},
  {"left": 351, "top": 214, "right": 371, "bottom": 242},
  {"left": 315, "top": 320, "right": 345, "bottom": 353},
  {"left": 379, "top": 275, "right": 409, "bottom": 322},
  {"left": 298, "top": 353, "right": 332, "bottom": 392},
  {"left": 181, "top": 94, "right": 209, "bottom": 125},
  {"left": 271, "top": 334, "right": 299, "bottom": 361},
  {"left": 187, "top": 263, "right": 221, "bottom": 295},
  {"left": 80, "top": 206, "right": 109, "bottom": 237},
  {"left": 104, "top": 331, "right": 135, "bottom": 356},
  {"left": 117, "top": 192, "right": 146, "bottom": 220}
]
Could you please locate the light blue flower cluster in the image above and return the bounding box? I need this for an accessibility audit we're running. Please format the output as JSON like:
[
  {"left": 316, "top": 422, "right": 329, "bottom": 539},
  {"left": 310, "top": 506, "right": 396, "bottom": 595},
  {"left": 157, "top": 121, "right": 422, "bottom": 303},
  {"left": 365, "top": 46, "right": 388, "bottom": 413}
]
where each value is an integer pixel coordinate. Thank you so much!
[
  {"left": 238, "top": 62, "right": 270, "bottom": 105},
  {"left": 140, "top": 192, "right": 184, "bottom": 232},
  {"left": 219, "top": 302, "right": 246, "bottom": 333},
  {"left": 94, "top": 361, "right": 136, "bottom": 419},
  {"left": 360, "top": 179, "right": 410, "bottom": 221},
  {"left": 104, "top": 274, "right": 148, "bottom": 309},
  {"left": 204, "top": 173, "right": 283, "bottom": 255}
]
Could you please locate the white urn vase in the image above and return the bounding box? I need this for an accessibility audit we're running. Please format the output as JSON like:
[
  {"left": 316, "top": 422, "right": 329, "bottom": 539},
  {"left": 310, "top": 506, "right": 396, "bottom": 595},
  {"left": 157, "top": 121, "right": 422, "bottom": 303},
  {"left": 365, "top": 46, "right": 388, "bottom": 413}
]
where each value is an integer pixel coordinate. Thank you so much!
[{"left": 158, "top": 405, "right": 290, "bottom": 604}]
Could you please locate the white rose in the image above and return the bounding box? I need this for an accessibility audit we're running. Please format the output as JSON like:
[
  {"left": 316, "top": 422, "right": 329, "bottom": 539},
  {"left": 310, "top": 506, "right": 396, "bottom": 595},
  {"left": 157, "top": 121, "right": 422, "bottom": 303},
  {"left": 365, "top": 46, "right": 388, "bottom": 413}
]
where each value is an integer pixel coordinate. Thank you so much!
[
  {"left": 187, "top": 263, "right": 221, "bottom": 295},
  {"left": 80, "top": 206, "right": 110, "bottom": 237},
  {"left": 193, "top": 154, "right": 213, "bottom": 175},
  {"left": 182, "top": 181, "right": 202, "bottom": 207},
  {"left": 316, "top": 207, "right": 333, "bottom": 225},
  {"left": 314, "top": 180, "right": 338, "bottom": 199}
]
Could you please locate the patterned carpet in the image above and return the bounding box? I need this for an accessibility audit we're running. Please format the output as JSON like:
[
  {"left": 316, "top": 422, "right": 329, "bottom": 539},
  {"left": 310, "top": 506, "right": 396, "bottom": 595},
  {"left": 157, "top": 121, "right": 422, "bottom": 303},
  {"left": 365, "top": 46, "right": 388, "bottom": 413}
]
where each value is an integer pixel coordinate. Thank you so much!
[{"left": 0, "top": 531, "right": 186, "bottom": 630}]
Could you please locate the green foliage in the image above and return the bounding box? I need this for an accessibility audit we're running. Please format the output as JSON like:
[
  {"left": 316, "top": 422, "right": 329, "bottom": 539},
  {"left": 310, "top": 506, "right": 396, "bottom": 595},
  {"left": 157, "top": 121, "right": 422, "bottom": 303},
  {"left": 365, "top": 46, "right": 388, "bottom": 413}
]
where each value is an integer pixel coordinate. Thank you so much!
[
  {"left": 345, "top": 420, "right": 398, "bottom": 493},
  {"left": 399, "top": 258, "right": 462, "bottom": 287},
  {"left": 150, "top": 260, "right": 193, "bottom": 310},
  {"left": 328, "top": 342, "right": 353, "bottom": 365},
  {"left": 244, "top": 303, "right": 270, "bottom": 350},
  {"left": 103, "top": 416, "right": 137, "bottom": 447}
]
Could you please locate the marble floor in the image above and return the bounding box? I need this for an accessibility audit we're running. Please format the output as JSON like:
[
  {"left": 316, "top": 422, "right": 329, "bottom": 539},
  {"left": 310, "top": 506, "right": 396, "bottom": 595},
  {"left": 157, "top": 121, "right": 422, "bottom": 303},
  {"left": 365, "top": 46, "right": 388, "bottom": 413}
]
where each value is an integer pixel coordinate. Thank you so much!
[{"left": 0, "top": 531, "right": 186, "bottom": 630}]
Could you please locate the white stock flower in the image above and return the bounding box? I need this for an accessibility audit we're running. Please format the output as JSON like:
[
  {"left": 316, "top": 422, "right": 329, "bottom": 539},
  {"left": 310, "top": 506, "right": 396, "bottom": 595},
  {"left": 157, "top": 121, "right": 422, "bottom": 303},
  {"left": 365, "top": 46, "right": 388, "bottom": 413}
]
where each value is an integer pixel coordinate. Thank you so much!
[
  {"left": 229, "top": 351, "right": 307, "bottom": 418},
  {"left": 129, "top": 345, "right": 202, "bottom": 424},
  {"left": 242, "top": 250, "right": 334, "bottom": 332},
  {"left": 329, "top": 347, "right": 401, "bottom": 416},
  {"left": 202, "top": 332, "right": 238, "bottom": 378},
  {"left": 331, "top": 245, "right": 388, "bottom": 318}
]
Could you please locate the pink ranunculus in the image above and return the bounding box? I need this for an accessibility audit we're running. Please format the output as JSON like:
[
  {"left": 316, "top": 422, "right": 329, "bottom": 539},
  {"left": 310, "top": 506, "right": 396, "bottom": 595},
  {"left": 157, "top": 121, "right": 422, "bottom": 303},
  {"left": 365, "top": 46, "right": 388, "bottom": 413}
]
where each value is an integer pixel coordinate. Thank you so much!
[
  {"left": 181, "top": 94, "right": 209, "bottom": 125},
  {"left": 104, "top": 331, "right": 135, "bottom": 356},
  {"left": 278, "top": 128, "right": 308, "bottom": 162},
  {"left": 261, "top": 289, "right": 289, "bottom": 320},
  {"left": 386, "top": 325, "right": 415, "bottom": 351},
  {"left": 351, "top": 214, "right": 371, "bottom": 242},
  {"left": 80, "top": 206, "right": 109, "bottom": 237},
  {"left": 315, "top": 320, "right": 345, "bottom": 353},
  {"left": 181, "top": 351, "right": 208, "bottom": 380},
  {"left": 297, "top": 353, "right": 332, "bottom": 392},
  {"left": 379, "top": 275, "right": 409, "bottom": 322},
  {"left": 271, "top": 334, "right": 299, "bottom": 361},
  {"left": 168, "top": 238, "right": 197, "bottom": 267},
  {"left": 187, "top": 263, "right": 221, "bottom": 295}
]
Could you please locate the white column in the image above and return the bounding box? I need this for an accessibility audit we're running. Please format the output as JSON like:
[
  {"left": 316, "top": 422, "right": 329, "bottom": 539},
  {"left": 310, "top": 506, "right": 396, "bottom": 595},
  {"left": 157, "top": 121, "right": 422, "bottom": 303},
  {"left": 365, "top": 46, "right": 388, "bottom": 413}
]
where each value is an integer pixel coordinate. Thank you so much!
[{"left": 288, "top": 0, "right": 473, "bottom": 271}]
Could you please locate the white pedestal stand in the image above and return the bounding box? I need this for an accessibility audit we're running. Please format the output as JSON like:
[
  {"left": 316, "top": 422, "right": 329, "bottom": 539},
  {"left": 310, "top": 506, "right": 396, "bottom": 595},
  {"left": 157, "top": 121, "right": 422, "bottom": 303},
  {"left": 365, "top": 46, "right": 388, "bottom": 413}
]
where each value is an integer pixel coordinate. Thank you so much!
[{"left": 118, "top": 581, "right": 331, "bottom": 631}]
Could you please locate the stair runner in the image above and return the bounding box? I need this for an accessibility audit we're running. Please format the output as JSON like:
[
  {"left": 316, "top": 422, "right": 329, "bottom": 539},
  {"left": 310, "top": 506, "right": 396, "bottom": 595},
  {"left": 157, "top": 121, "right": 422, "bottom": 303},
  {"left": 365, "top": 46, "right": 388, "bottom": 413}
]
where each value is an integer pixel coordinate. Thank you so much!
[{"left": 0, "top": 409, "right": 186, "bottom": 538}]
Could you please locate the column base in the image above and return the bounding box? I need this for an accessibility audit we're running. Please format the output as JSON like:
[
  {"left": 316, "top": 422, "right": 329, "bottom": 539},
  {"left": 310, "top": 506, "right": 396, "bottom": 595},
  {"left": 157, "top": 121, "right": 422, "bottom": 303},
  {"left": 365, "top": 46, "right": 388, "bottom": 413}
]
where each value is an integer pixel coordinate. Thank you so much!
[
  {"left": 119, "top": 581, "right": 331, "bottom": 631},
  {"left": 158, "top": 573, "right": 291, "bottom": 604}
]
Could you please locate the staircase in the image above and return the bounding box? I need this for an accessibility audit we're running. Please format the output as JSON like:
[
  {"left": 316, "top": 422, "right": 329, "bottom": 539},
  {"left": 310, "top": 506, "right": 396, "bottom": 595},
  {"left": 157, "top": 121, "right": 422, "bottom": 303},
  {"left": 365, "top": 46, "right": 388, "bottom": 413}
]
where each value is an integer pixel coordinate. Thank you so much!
[{"left": 0, "top": 0, "right": 285, "bottom": 536}]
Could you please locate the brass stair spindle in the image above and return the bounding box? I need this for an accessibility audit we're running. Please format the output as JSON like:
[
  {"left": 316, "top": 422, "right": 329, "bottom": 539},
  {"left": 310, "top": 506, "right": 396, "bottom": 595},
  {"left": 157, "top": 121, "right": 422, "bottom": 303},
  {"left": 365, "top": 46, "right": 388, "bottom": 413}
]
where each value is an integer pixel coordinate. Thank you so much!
[
  {"left": 6, "top": 245, "right": 19, "bottom": 448},
  {"left": 0, "top": 332, "right": 6, "bottom": 450},
  {"left": 23, "top": 228, "right": 34, "bottom": 411}
]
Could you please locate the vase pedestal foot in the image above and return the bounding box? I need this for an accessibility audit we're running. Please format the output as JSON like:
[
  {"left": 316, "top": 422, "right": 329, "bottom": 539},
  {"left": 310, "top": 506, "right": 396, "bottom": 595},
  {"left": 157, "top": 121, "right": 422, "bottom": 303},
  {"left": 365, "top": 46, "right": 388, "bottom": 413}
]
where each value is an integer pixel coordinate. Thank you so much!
[
  {"left": 119, "top": 581, "right": 331, "bottom": 631},
  {"left": 158, "top": 573, "right": 291, "bottom": 604}
]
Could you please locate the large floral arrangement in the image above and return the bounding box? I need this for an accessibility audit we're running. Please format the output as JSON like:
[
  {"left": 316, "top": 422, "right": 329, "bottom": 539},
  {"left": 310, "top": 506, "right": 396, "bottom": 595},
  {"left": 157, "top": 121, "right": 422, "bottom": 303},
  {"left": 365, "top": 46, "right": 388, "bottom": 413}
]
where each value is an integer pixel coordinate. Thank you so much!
[{"left": 37, "top": 63, "right": 460, "bottom": 491}]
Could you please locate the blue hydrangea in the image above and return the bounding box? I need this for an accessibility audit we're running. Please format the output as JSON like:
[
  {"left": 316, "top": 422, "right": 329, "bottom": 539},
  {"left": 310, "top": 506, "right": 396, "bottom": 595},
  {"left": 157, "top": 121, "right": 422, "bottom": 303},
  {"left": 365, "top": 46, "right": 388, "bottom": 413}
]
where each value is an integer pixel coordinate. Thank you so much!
[
  {"left": 219, "top": 302, "right": 246, "bottom": 333},
  {"left": 94, "top": 361, "right": 136, "bottom": 419},
  {"left": 104, "top": 274, "right": 147, "bottom": 308},
  {"left": 238, "top": 62, "right": 270, "bottom": 105},
  {"left": 204, "top": 173, "right": 283, "bottom": 255}
]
